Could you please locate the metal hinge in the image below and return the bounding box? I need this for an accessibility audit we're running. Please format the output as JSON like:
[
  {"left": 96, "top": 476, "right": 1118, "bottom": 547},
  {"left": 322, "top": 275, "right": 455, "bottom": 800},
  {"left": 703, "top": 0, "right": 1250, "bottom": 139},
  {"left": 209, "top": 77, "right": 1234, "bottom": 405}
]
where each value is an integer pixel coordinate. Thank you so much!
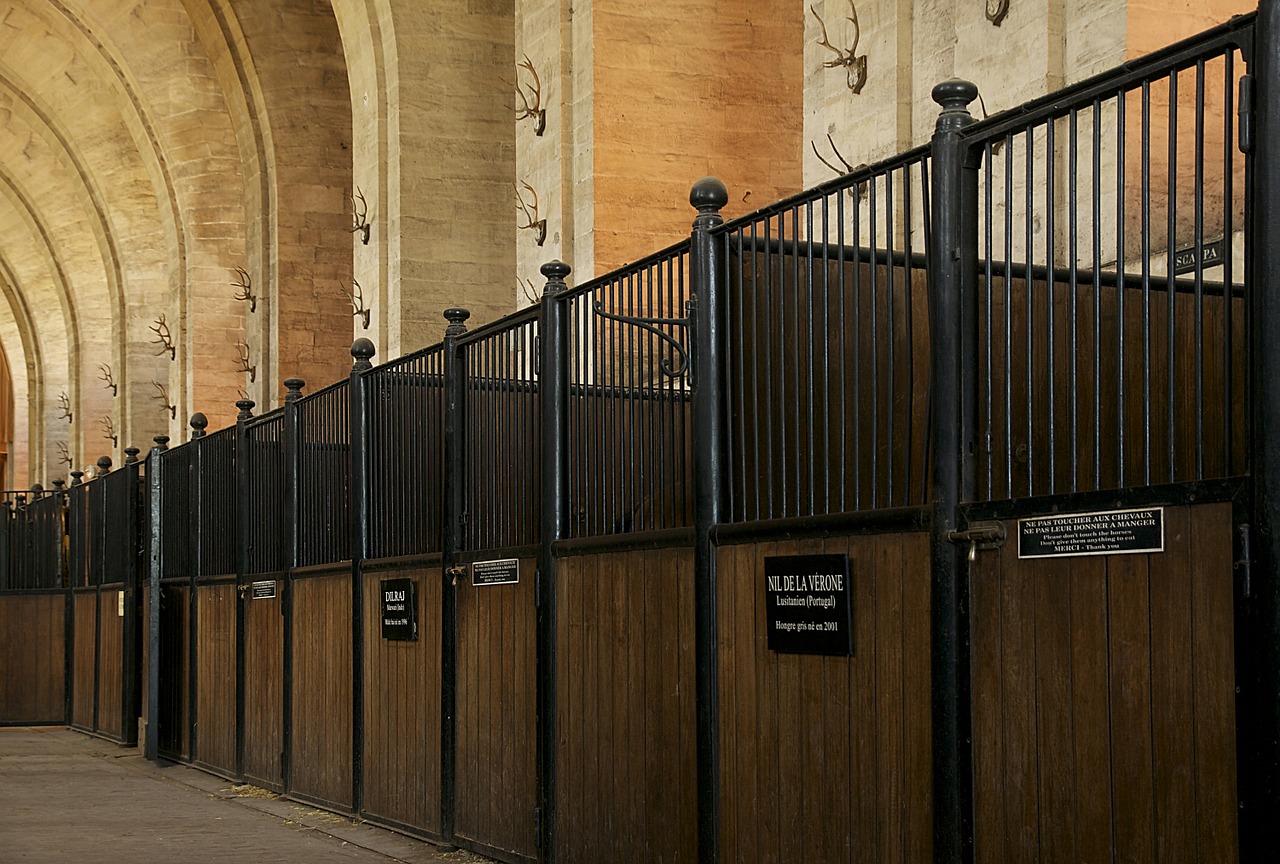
[
  {"left": 533, "top": 807, "right": 543, "bottom": 849},
  {"left": 534, "top": 335, "right": 541, "bottom": 377},
  {"left": 1239, "top": 74, "right": 1255, "bottom": 154},
  {"left": 1237, "top": 522, "right": 1252, "bottom": 599},
  {"left": 946, "top": 521, "right": 1006, "bottom": 562},
  {"left": 534, "top": 568, "right": 541, "bottom": 608}
]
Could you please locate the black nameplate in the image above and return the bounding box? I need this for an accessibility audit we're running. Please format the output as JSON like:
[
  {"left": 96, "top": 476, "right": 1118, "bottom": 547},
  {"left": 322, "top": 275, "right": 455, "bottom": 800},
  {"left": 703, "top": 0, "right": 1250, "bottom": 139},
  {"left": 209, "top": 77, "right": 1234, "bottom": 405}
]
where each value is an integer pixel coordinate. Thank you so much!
[
  {"left": 381, "top": 578, "right": 417, "bottom": 641},
  {"left": 764, "top": 554, "right": 853, "bottom": 656},
  {"left": 1172, "top": 238, "right": 1225, "bottom": 275},
  {"left": 472, "top": 559, "right": 519, "bottom": 586},
  {"left": 1018, "top": 507, "right": 1164, "bottom": 559},
  {"left": 251, "top": 580, "right": 277, "bottom": 600}
]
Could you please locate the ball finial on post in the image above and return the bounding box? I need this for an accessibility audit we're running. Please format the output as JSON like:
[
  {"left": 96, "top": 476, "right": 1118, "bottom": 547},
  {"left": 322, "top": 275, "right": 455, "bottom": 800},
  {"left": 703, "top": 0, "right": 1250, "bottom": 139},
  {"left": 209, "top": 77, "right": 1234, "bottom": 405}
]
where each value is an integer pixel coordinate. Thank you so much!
[
  {"left": 444, "top": 308, "right": 471, "bottom": 339},
  {"left": 690, "top": 176, "right": 729, "bottom": 222},
  {"left": 236, "top": 399, "right": 255, "bottom": 422},
  {"left": 190, "top": 412, "right": 208, "bottom": 439},
  {"left": 351, "top": 338, "right": 376, "bottom": 372},
  {"left": 540, "top": 260, "right": 571, "bottom": 297},
  {"left": 284, "top": 378, "right": 306, "bottom": 404}
]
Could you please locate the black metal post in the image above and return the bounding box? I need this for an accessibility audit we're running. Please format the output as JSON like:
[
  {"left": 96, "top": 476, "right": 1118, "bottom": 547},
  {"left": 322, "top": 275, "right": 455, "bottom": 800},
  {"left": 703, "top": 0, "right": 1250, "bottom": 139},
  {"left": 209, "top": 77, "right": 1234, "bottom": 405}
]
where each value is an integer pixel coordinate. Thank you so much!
[
  {"left": 282, "top": 378, "right": 304, "bottom": 791},
  {"left": 537, "top": 260, "right": 571, "bottom": 861},
  {"left": 1246, "top": 1, "right": 1280, "bottom": 856},
  {"left": 234, "top": 399, "right": 254, "bottom": 777},
  {"left": 121, "top": 450, "right": 141, "bottom": 746},
  {"left": 93, "top": 455, "right": 110, "bottom": 735},
  {"left": 689, "top": 176, "right": 728, "bottom": 864},
  {"left": 928, "top": 78, "right": 980, "bottom": 864},
  {"left": 145, "top": 436, "right": 167, "bottom": 761},
  {"left": 189, "top": 413, "right": 206, "bottom": 760},
  {"left": 440, "top": 307, "right": 470, "bottom": 850},
  {"left": 350, "top": 339, "right": 374, "bottom": 815}
]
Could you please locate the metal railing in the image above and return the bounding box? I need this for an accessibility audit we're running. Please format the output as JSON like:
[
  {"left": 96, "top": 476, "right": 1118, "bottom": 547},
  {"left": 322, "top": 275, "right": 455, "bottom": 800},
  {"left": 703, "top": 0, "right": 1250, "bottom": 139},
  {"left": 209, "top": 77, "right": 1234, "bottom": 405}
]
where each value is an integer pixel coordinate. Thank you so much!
[
  {"left": 964, "top": 18, "right": 1251, "bottom": 501},
  {"left": 719, "top": 151, "right": 933, "bottom": 522}
]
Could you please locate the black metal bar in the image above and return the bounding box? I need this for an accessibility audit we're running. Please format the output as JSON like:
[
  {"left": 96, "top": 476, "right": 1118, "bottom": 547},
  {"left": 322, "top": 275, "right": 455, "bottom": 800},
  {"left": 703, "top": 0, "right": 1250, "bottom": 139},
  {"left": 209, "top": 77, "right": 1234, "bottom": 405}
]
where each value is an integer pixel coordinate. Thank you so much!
[
  {"left": 283, "top": 378, "right": 304, "bottom": 791},
  {"left": 440, "top": 307, "right": 469, "bottom": 851},
  {"left": 1244, "top": 1, "right": 1280, "bottom": 857},
  {"left": 235, "top": 398, "right": 253, "bottom": 778},
  {"left": 928, "top": 79, "right": 979, "bottom": 864},
  {"left": 189, "top": 414, "right": 204, "bottom": 763},
  {"left": 350, "top": 340, "right": 374, "bottom": 816},
  {"left": 538, "top": 260, "right": 571, "bottom": 861},
  {"left": 689, "top": 176, "right": 728, "bottom": 864}
]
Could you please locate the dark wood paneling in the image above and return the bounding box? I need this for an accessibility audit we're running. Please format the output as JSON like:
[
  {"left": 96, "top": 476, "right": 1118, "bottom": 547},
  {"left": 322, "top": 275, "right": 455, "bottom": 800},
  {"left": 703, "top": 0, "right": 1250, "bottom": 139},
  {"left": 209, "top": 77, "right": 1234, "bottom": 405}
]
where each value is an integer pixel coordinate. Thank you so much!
[
  {"left": 244, "top": 574, "right": 284, "bottom": 789},
  {"left": 96, "top": 590, "right": 125, "bottom": 740},
  {"left": 290, "top": 571, "right": 353, "bottom": 809},
  {"left": 71, "top": 592, "right": 96, "bottom": 729},
  {"left": 361, "top": 567, "right": 442, "bottom": 835},
  {"left": 195, "top": 582, "right": 237, "bottom": 774},
  {"left": 715, "top": 533, "right": 933, "bottom": 864},
  {"left": 158, "top": 584, "right": 190, "bottom": 759},
  {"left": 455, "top": 556, "right": 537, "bottom": 860},
  {"left": 971, "top": 502, "right": 1239, "bottom": 863},
  {"left": 554, "top": 547, "right": 697, "bottom": 864},
  {"left": 0, "top": 594, "right": 66, "bottom": 723}
]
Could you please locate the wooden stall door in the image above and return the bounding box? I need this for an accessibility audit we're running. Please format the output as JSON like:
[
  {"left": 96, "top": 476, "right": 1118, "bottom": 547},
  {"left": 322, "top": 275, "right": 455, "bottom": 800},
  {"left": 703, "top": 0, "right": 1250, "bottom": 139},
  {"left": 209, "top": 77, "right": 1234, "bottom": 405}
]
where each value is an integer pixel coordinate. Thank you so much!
[
  {"left": 243, "top": 574, "right": 284, "bottom": 789},
  {"left": 970, "top": 502, "right": 1239, "bottom": 864},
  {"left": 454, "top": 556, "right": 537, "bottom": 862},
  {"left": 71, "top": 591, "right": 96, "bottom": 730},
  {"left": 157, "top": 584, "right": 191, "bottom": 760},
  {"left": 0, "top": 593, "right": 67, "bottom": 724},
  {"left": 195, "top": 581, "right": 238, "bottom": 776}
]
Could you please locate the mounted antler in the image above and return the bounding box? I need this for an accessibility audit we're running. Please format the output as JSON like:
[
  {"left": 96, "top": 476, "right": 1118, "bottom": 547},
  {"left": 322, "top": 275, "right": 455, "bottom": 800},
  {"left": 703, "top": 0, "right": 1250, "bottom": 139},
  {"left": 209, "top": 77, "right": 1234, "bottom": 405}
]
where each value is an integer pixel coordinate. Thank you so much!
[
  {"left": 56, "top": 441, "right": 73, "bottom": 471},
  {"left": 57, "top": 391, "right": 73, "bottom": 424},
  {"left": 232, "top": 267, "right": 257, "bottom": 313},
  {"left": 234, "top": 340, "right": 258, "bottom": 383},
  {"left": 98, "top": 363, "right": 118, "bottom": 396},
  {"left": 518, "top": 276, "right": 539, "bottom": 306},
  {"left": 341, "top": 279, "right": 371, "bottom": 330},
  {"left": 349, "top": 187, "right": 371, "bottom": 245},
  {"left": 986, "top": 0, "right": 1009, "bottom": 27},
  {"left": 151, "top": 314, "right": 176, "bottom": 360},
  {"left": 515, "top": 181, "right": 547, "bottom": 247},
  {"left": 511, "top": 54, "right": 546, "bottom": 136},
  {"left": 810, "top": 135, "right": 869, "bottom": 202},
  {"left": 151, "top": 381, "right": 177, "bottom": 419},
  {"left": 811, "top": 1, "right": 868, "bottom": 94},
  {"left": 99, "top": 414, "right": 118, "bottom": 448}
]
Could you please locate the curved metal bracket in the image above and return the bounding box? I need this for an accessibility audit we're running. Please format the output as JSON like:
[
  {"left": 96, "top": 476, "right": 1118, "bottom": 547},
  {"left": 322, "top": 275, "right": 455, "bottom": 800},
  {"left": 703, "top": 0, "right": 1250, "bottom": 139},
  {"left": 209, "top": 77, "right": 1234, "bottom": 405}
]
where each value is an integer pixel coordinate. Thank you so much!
[{"left": 592, "top": 299, "right": 693, "bottom": 380}]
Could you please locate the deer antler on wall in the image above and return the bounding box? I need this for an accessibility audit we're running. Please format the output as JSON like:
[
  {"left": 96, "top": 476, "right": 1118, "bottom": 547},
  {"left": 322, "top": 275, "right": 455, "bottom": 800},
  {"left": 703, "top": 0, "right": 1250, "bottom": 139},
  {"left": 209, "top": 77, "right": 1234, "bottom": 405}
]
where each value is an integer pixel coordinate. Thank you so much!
[
  {"left": 511, "top": 54, "right": 546, "bottom": 136},
  {"left": 56, "top": 441, "right": 73, "bottom": 471},
  {"left": 232, "top": 267, "right": 257, "bottom": 313},
  {"left": 349, "top": 187, "right": 371, "bottom": 245},
  {"left": 100, "top": 414, "right": 118, "bottom": 448},
  {"left": 340, "top": 279, "right": 371, "bottom": 330},
  {"left": 57, "top": 391, "right": 73, "bottom": 424},
  {"left": 98, "top": 363, "right": 117, "bottom": 397},
  {"left": 518, "top": 276, "right": 538, "bottom": 306},
  {"left": 151, "top": 314, "right": 176, "bottom": 360},
  {"left": 810, "top": 135, "right": 869, "bottom": 202},
  {"left": 515, "top": 181, "right": 547, "bottom": 246},
  {"left": 151, "top": 381, "right": 177, "bottom": 419},
  {"left": 234, "top": 340, "right": 258, "bottom": 383},
  {"left": 811, "top": 1, "right": 868, "bottom": 94},
  {"left": 986, "top": 0, "right": 1010, "bottom": 27}
]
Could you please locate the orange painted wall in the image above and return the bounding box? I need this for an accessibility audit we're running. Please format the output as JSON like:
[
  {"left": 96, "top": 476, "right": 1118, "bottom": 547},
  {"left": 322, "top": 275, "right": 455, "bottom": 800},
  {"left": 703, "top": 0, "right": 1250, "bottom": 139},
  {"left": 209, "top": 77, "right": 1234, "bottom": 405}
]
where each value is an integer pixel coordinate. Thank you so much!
[{"left": 592, "top": 0, "right": 804, "bottom": 277}]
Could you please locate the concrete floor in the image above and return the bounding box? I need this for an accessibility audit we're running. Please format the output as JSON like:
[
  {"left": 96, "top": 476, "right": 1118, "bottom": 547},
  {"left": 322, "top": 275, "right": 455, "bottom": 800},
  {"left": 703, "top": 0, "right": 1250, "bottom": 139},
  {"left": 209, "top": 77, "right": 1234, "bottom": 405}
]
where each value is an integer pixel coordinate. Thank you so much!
[{"left": 0, "top": 727, "right": 491, "bottom": 864}]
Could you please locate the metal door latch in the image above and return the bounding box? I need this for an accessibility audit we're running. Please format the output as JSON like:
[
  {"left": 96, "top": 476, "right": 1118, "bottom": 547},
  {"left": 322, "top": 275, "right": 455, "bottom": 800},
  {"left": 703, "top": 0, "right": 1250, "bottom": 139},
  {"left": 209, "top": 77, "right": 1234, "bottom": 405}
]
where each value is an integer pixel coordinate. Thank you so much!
[
  {"left": 446, "top": 564, "right": 467, "bottom": 586},
  {"left": 946, "top": 521, "right": 1006, "bottom": 562}
]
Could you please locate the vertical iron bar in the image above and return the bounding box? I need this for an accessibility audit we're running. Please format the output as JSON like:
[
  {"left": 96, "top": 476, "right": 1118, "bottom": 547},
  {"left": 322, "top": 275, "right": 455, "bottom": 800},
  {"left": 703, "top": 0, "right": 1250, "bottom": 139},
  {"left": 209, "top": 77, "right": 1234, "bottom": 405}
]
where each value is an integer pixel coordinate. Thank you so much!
[
  {"left": 1069, "top": 109, "right": 1080, "bottom": 493},
  {"left": 145, "top": 441, "right": 163, "bottom": 762},
  {"left": 350, "top": 340, "right": 374, "bottom": 815},
  {"left": 1169, "top": 70, "right": 1180, "bottom": 482},
  {"left": 1246, "top": 1, "right": 1280, "bottom": 854},
  {"left": 1142, "top": 80, "right": 1153, "bottom": 487},
  {"left": 689, "top": 177, "right": 728, "bottom": 864},
  {"left": 283, "top": 378, "right": 304, "bottom": 791},
  {"left": 929, "top": 80, "right": 979, "bottom": 864},
  {"left": 440, "top": 307, "right": 470, "bottom": 848},
  {"left": 1195, "top": 60, "right": 1207, "bottom": 477},
  {"left": 538, "top": 261, "right": 570, "bottom": 860},
  {"left": 235, "top": 399, "right": 254, "bottom": 778}
]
